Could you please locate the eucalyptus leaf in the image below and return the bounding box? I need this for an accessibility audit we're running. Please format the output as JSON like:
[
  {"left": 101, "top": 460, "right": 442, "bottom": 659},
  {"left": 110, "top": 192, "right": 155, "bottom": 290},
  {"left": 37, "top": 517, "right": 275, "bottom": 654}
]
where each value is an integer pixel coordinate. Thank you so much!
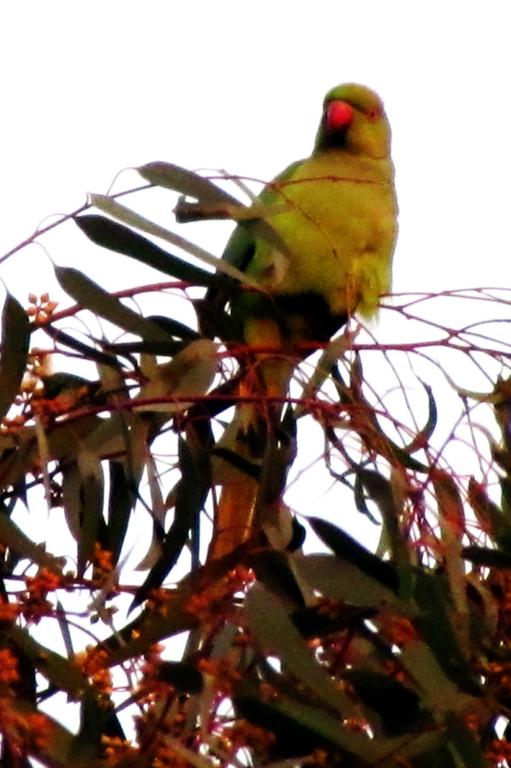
[
  {"left": 75, "top": 213, "right": 226, "bottom": 288},
  {"left": 294, "top": 553, "right": 412, "bottom": 614},
  {"left": 0, "top": 292, "right": 30, "bottom": 420},
  {"left": 246, "top": 582, "right": 354, "bottom": 716},
  {"left": 139, "top": 161, "right": 242, "bottom": 206},
  {"left": 88, "top": 195, "right": 257, "bottom": 285},
  {"left": 55, "top": 265, "right": 177, "bottom": 345}
]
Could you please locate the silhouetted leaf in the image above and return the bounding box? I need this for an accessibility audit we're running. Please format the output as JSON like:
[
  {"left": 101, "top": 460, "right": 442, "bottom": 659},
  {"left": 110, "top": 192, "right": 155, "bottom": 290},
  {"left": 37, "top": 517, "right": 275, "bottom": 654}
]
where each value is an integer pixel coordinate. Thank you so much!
[
  {"left": 103, "top": 461, "right": 133, "bottom": 566},
  {"left": 0, "top": 293, "right": 30, "bottom": 420},
  {"left": 140, "top": 162, "right": 292, "bottom": 261},
  {"left": 71, "top": 690, "right": 105, "bottom": 763},
  {"left": 252, "top": 550, "right": 306, "bottom": 607},
  {"left": 41, "top": 372, "right": 100, "bottom": 402},
  {"left": 444, "top": 713, "right": 488, "bottom": 768},
  {"left": 344, "top": 670, "right": 424, "bottom": 736},
  {"left": 139, "top": 161, "right": 242, "bottom": 206},
  {"left": 235, "top": 689, "right": 442, "bottom": 763},
  {"left": 99, "top": 588, "right": 198, "bottom": 665},
  {"left": 193, "top": 296, "right": 241, "bottom": 342},
  {"left": 468, "top": 476, "right": 511, "bottom": 550},
  {"left": 55, "top": 265, "right": 178, "bottom": 346},
  {"left": 131, "top": 436, "right": 207, "bottom": 609},
  {"left": 75, "top": 213, "right": 229, "bottom": 288},
  {"left": 42, "top": 322, "right": 119, "bottom": 367},
  {"left": 309, "top": 517, "right": 399, "bottom": 591},
  {"left": 294, "top": 553, "right": 409, "bottom": 613},
  {"left": 292, "top": 602, "right": 375, "bottom": 638},
  {"left": 413, "top": 571, "right": 481, "bottom": 694},
  {"left": 157, "top": 660, "right": 203, "bottom": 694},
  {"left": 62, "top": 451, "right": 104, "bottom": 576},
  {"left": 211, "top": 446, "right": 261, "bottom": 479},
  {"left": 406, "top": 381, "right": 437, "bottom": 451},
  {"left": 0, "top": 502, "right": 64, "bottom": 571},
  {"left": 246, "top": 582, "right": 353, "bottom": 716},
  {"left": 234, "top": 692, "right": 345, "bottom": 759},
  {"left": 148, "top": 313, "right": 199, "bottom": 341},
  {"left": 358, "top": 468, "right": 412, "bottom": 583},
  {"left": 88, "top": 196, "right": 257, "bottom": 284},
  {"left": 8, "top": 625, "right": 91, "bottom": 697},
  {"left": 462, "top": 545, "right": 511, "bottom": 568},
  {"left": 4, "top": 697, "right": 81, "bottom": 768}
]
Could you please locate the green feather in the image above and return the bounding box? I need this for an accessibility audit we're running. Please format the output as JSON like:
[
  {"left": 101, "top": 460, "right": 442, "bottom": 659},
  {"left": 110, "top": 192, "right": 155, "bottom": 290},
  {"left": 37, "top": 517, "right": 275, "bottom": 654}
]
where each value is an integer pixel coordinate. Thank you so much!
[{"left": 215, "top": 84, "right": 397, "bottom": 346}]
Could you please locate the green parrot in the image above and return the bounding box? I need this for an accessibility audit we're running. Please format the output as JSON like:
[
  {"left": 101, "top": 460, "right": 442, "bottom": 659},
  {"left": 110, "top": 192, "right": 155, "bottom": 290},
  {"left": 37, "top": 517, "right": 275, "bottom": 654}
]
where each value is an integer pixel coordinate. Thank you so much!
[{"left": 207, "top": 82, "right": 398, "bottom": 559}]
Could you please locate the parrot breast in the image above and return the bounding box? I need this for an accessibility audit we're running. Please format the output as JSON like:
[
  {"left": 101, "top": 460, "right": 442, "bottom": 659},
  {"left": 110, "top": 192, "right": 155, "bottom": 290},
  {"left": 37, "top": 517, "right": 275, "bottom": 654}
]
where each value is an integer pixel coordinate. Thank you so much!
[{"left": 248, "top": 149, "right": 398, "bottom": 319}]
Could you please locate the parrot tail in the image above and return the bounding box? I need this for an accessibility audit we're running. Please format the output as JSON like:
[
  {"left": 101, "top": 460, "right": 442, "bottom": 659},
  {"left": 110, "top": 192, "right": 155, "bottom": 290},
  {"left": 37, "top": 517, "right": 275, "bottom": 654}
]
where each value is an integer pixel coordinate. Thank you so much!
[
  {"left": 206, "top": 296, "right": 347, "bottom": 562},
  {"left": 207, "top": 357, "right": 292, "bottom": 562}
]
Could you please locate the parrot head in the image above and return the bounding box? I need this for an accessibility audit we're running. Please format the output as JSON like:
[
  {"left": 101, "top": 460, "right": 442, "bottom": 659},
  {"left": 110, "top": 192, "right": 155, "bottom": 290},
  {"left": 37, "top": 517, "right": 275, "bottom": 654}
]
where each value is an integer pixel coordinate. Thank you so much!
[{"left": 314, "top": 83, "right": 392, "bottom": 159}]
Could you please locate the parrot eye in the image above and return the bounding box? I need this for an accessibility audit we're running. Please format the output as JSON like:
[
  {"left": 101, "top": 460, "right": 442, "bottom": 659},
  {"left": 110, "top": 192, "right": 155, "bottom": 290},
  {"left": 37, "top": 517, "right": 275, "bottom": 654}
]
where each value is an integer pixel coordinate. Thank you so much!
[{"left": 366, "top": 106, "right": 381, "bottom": 122}]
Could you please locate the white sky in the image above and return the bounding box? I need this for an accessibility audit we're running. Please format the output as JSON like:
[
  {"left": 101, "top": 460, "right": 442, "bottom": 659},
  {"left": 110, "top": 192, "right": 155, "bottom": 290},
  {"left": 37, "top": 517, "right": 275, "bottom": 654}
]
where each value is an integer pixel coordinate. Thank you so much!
[{"left": 1, "top": 1, "right": 510, "bottom": 299}]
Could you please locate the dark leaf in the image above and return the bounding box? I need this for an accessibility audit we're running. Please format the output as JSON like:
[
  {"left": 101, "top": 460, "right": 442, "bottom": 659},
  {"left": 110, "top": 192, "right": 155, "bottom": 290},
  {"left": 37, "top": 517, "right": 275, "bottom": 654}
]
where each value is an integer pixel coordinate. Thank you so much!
[
  {"left": 0, "top": 293, "right": 30, "bottom": 420},
  {"left": 147, "top": 313, "right": 199, "bottom": 341},
  {"left": 6, "top": 696, "right": 86, "bottom": 767},
  {"left": 184, "top": 375, "right": 240, "bottom": 424},
  {"left": 251, "top": 550, "right": 306, "bottom": 607},
  {"left": 0, "top": 500, "right": 64, "bottom": 571},
  {"left": 103, "top": 461, "right": 134, "bottom": 566},
  {"left": 193, "top": 296, "right": 241, "bottom": 343},
  {"left": 309, "top": 517, "right": 399, "bottom": 592},
  {"left": 139, "top": 161, "right": 242, "bottom": 207},
  {"left": 413, "top": 571, "right": 481, "bottom": 694},
  {"left": 55, "top": 265, "right": 178, "bottom": 346},
  {"left": 344, "top": 669, "right": 424, "bottom": 736},
  {"left": 404, "top": 381, "right": 438, "bottom": 453},
  {"left": 140, "top": 162, "right": 293, "bottom": 262},
  {"left": 210, "top": 446, "right": 260, "bottom": 479},
  {"left": 62, "top": 454, "right": 104, "bottom": 577},
  {"left": 246, "top": 582, "right": 352, "bottom": 715},
  {"left": 71, "top": 690, "right": 105, "bottom": 763},
  {"left": 75, "top": 214, "right": 227, "bottom": 288},
  {"left": 358, "top": 468, "right": 412, "bottom": 582},
  {"left": 354, "top": 470, "right": 381, "bottom": 523},
  {"left": 98, "top": 588, "right": 198, "bottom": 666},
  {"left": 467, "top": 476, "right": 511, "bottom": 550},
  {"left": 42, "top": 322, "right": 120, "bottom": 367},
  {"left": 8, "top": 625, "right": 90, "bottom": 697},
  {"left": 234, "top": 693, "right": 338, "bottom": 759},
  {"left": 292, "top": 603, "right": 376, "bottom": 638},
  {"left": 444, "top": 713, "right": 488, "bottom": 768},
  {"left": 462, "top": 545, "right": 511, "bottom": 569},
  {"left": 131, "top": 436, "right": 208, "bottom": 609},
  {"left": 41, "top": 374, "right": 104, "bottom": 415},
  {"left": 158, "top": 660, "right": 203, "bottom": 694},
  {"left": 5, "top": 638, "right": 37, "bottom": 704},
  {"left": 104, "top": 338, "right": 184, "bottom": 357},
  {"left": 236, "top": 688, "right": 441, "bottom": 763},
  {"left": 295, "top": 553, "right": 406, "bottom": 612}
]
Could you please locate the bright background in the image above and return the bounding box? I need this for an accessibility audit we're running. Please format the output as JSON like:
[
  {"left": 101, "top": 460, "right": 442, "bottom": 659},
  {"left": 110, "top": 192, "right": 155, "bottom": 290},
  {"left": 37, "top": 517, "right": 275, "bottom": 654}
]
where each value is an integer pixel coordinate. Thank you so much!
[{"left": 1, "top": 1, "right": 510, "bottom": 297}]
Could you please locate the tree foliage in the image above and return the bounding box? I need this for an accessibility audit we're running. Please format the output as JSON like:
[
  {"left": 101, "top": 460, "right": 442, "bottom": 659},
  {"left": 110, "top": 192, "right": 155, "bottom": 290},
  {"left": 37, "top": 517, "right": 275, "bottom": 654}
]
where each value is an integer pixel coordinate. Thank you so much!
[{"left": 1, "top": 163, "right": 511, "bottom": 767}]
